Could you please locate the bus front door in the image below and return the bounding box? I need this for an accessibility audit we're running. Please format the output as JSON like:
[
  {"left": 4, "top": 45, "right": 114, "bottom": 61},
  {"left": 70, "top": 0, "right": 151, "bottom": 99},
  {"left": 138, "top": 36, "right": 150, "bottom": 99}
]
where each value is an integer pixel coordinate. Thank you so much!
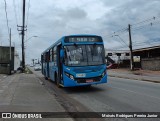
[{"left": 57, "top": 45, "right": 63, "bottom": 86}]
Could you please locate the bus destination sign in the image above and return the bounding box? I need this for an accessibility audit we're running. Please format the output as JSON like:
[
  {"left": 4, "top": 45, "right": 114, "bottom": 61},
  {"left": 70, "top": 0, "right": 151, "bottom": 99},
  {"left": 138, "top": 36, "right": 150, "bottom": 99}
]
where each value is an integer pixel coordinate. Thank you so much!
[{"left": 65, "top": 36, "right": 103, "bottom": 43}]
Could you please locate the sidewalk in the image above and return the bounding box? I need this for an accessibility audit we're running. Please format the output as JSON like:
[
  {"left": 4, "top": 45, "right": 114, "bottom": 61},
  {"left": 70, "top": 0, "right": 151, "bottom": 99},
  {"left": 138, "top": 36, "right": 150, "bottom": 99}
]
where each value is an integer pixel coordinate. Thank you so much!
[
  {"left": 108, "top": 69, "right": 160, "bottom": 83},
  {"left": 0, "top": 74, "right": 8, "bottom": 81},
  {"left": 0, "top": 73, "right": 73, "bottom": 120}
]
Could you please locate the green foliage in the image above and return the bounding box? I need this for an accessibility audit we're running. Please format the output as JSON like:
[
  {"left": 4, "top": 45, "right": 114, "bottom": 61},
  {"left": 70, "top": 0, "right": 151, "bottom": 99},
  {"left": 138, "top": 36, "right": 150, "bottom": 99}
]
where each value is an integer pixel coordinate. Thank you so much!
[{"left": 25, "top": 67, "right": 33, "bottom": 74}]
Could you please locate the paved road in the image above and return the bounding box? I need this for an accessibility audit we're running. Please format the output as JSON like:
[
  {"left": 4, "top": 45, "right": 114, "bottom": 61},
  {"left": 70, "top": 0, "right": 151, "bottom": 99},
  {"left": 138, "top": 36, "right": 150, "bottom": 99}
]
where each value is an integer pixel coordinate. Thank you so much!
[
  {"left": 70, "top": 77, "right": 160, "bottom": 111},
  {"left": 33, "top": 69, "right": 160, "bottom": 121}
]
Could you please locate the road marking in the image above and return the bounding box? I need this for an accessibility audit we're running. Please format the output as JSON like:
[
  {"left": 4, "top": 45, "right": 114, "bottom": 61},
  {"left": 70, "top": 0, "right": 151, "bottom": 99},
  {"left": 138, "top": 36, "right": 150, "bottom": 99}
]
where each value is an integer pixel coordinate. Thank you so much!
[{"left": 108, "top": 85, "right": 160, "bottom": 100}]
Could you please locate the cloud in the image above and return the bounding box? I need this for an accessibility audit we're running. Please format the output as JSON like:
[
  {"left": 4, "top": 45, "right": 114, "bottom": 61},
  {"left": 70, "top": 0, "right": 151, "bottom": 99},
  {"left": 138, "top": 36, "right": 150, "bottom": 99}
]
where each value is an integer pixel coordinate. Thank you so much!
[
  {"left": 97, "top": 0, "right": 160, "bottom": 49},
  {"left": 66, "top": 7, "right": 87, "bottom": 20},
  {"left": 0, "top": 0, "right": 160, "bottom": 63}
]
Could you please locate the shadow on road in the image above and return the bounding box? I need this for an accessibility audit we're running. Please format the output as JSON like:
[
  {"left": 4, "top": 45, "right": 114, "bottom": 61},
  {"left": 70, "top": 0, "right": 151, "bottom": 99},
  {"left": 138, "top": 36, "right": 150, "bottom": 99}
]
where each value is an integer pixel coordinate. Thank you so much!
[{"left": 63, "top": 86, "right": 105, "bottom": 94}]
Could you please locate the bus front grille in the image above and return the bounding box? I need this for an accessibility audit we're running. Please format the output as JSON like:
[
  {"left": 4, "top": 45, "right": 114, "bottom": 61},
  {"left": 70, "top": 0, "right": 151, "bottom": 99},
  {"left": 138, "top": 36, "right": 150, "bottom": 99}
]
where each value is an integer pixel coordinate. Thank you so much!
[{"left": 76, "top": 76, "right": 102, "bottom": 83}]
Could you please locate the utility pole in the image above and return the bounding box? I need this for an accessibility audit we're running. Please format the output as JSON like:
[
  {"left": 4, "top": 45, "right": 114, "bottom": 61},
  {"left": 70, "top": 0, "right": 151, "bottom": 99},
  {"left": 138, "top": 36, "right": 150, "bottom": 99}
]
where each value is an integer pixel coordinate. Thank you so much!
[
  {"left": 9, "top": 28, "right": 11, "bottom": 75},
  {"left": 128, "top": 24, "right": 134, "bottom": 70},
  {"left": 22, "top": 0, "right": 26, "bottom": 72}
]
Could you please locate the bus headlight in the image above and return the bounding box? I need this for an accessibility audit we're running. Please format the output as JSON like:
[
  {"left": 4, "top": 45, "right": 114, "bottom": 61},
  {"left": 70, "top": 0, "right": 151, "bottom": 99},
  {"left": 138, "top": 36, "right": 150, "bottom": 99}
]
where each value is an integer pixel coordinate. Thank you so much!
[
  {"left": 70, "top": 75, "right": 74, "bottom": 80},
  {"left": 102, "top": 71, "right": 106, "bottom": 77},
  {"left": 65, "top": 72, "right": 74, "bottom": 80}
]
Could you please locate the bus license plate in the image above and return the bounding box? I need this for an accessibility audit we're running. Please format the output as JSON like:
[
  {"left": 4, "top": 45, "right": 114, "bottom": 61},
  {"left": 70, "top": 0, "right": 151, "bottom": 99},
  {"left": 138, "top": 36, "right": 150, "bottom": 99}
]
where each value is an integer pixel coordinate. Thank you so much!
[{"left": 86, "top": 79, "right": 93, "bottom": 83}]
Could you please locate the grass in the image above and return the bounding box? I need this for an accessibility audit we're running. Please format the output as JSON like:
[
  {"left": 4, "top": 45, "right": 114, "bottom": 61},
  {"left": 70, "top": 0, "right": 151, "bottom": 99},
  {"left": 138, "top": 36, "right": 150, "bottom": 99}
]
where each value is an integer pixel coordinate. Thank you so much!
[{"left": 25, "top": 67, "right": 33, "bottom": 74}]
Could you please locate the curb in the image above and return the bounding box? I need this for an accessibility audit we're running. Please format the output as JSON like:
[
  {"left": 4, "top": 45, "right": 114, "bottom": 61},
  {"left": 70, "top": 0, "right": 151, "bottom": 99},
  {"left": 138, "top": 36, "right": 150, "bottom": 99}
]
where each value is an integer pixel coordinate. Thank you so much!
[{"left": 108, "top": 75, "right": 160, "bottom": 83}]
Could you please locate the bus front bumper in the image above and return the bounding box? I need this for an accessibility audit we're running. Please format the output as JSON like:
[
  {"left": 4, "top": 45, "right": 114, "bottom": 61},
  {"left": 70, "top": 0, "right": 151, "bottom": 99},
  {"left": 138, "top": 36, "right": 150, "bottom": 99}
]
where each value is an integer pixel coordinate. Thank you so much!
[{"left": 62, "top": 74, "right": 107, "bottom": 87}]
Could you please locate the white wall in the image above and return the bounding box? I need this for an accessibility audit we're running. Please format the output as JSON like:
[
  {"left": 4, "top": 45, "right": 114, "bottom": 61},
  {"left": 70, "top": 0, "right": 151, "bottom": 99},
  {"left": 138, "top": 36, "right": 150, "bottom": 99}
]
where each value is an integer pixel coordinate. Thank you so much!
[{"left": 14, "top": 51, "right": 20, "bottom": 70}]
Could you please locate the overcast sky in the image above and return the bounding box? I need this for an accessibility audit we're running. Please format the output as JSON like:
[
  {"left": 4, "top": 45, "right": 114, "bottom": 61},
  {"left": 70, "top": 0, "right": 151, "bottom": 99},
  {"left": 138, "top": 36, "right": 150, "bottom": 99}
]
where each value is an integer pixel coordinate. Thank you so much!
[{"left": 0, "top": 0, "right": 160, "bottom": 64}]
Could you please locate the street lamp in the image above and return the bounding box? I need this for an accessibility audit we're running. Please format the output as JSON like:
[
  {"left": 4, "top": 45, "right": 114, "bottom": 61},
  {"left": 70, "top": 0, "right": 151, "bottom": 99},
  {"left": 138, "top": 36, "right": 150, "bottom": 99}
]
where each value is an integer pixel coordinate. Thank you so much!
[
  {"left": 23, "top": 36, "right": 38, "bottom": 70},
  {"left": 24, "top": 36, "right": 38, "bottom": 43}
]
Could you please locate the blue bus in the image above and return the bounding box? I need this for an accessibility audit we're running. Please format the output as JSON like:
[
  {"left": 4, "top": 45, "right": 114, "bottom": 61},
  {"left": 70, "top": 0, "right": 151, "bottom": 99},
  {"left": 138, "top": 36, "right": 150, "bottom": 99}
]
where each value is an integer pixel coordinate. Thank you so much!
[{"left": 41, "top": 35, "right": 107, "bottom": 87}]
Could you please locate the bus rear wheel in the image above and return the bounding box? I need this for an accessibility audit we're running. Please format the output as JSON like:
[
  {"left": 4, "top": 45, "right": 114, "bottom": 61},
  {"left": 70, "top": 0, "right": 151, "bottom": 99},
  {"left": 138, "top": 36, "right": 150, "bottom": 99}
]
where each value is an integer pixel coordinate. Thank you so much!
[
  {"left": 55, "top": 73, "right": 60, "bottom": 88},
  {"left": 44, "top": 71, "right": 48, "bottom": 80}
]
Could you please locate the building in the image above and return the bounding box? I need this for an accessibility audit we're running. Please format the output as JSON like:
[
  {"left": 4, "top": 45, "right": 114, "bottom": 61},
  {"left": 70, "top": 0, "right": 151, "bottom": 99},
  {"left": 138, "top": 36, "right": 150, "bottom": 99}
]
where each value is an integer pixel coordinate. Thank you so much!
[
  {"left": 0, "top": 46, "right": 20, "bottom": 74},
  {"left": 133, "top": 45, "right": 160, "bottom": 71},
  {"left": 105, "top": 49, "right": 130, "bottom": 67}
]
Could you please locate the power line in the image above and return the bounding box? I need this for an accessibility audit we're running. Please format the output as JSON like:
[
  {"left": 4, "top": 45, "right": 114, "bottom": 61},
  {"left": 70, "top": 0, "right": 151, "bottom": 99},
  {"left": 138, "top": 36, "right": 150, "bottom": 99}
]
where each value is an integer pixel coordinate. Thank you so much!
[
  {"left": 112, "top": 36, "right": 126, "bottom": 46},
  {"left": 107, "top": 41, "right": 157, "bottom": 50},
  {"left": 16, "top": 0, "right": 22, "bottom": 25},
  {"left": 115, "top": 35, "right": 128, "bottom": 47},
  {"left": 105, "top": 16, "right": 160, "bottom": 53},
  {"left": 132, "top": 20, "right": 160, "bottom": 31},
  {"left": 131, "top": 16, "right": 160, "bottom": 31},
  {"left": 13, "top": 0, "right": 18, "bottom": 25},
  {"left": 132, "top": 16, "right": 156, "bottom": 26},
  {"left": 26, "top": 0, "right": 31, "bottom": 26},
  {"left": 150, "top": 20, "right": 160, "bottom": 26},
  {"left": 104, "top": 16, "right": 160, "bottom": 39},
  {"left": 109, "top": 38, "right": 160, "bottom": 50},
  {"left": 4, "top": 0, "right": 10, "bottom": 36},
  {"left": 132, "top": 16, "right": 160, "bottom": 26},
  {"left": 105, "top": 17, "right": 158, "bottom": 38},
  {"left": 132, "top": 23, "right": 151, "bottom": 31},
  {"left": 13, "top": 0, "right": 22, "bottom": 42}
]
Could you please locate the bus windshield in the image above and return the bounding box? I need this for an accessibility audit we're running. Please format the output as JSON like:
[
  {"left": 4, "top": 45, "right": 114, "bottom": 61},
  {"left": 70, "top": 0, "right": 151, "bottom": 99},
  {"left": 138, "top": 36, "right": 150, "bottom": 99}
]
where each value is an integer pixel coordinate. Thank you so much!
[{"left": 64, "top": 44, "right": 105, "bottom": 66}]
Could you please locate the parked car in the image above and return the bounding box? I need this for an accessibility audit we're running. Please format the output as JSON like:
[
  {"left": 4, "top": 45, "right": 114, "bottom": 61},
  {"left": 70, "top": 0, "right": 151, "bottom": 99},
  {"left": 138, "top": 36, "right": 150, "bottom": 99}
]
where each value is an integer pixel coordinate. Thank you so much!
[
  {"left": 30, "top": 64, "right": 34, "bottom": 67},
  {"left": 34, "top": 64, "right": 41, "bottom": 71}
]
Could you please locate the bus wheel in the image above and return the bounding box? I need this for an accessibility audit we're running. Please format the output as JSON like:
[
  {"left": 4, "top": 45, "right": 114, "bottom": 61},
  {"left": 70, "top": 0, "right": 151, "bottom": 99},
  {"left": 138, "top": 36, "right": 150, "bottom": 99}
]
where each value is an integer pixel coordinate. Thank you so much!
[
  {"left": 55, "top": 74, "right": 60, "bottom": 88},
  {"left": 44, "top": 71, "right": 48, "bottom": 80},
  {"left": 57, "top": 82, "right": 60, "bottom": 88},
  {"left": 45, "top": 77, "right": 48, "bottom": 80}
]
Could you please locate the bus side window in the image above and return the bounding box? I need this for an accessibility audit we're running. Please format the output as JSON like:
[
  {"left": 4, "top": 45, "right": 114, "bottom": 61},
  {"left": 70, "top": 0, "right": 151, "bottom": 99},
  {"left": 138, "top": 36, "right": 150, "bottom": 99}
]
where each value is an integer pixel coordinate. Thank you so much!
[
  {"left": 45, "top": 52, "right": 50, "bottom": 62},
  {"left": 43, "top": 53, "right": 45, "bottom": 62},
  {"left": 50, "top": 49, "right": 52, "bottom": 62},
  {"left": 41, "top": 54, "right": 43, "bottom": 63},
  {"left": 53, "top": 47, "right": 57, "bottom": 65},
  {"left": 48, "top": 52, "right": 50, "bottom": 62},
  {"left": 52, "top": 48, "right": 54, "bottom": 61},
  {"left": 45, "top": 53, "right": 47, "bottom": 62}
]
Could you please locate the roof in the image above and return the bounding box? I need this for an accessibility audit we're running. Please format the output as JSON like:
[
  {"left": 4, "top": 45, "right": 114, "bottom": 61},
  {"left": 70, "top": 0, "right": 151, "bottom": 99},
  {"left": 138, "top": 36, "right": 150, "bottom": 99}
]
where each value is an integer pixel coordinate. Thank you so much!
[
  {"left": 64, "top": 34, "right": 100, "bottom": 37},
  {"left": 133, "top": 45, "right": 160, "bottom": 52},
  {"left": 41, "top": 34, "right": 102, "bottom": 54},
  {"left": 0, "top": 46, "right": 14, "bottom": 48}
]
